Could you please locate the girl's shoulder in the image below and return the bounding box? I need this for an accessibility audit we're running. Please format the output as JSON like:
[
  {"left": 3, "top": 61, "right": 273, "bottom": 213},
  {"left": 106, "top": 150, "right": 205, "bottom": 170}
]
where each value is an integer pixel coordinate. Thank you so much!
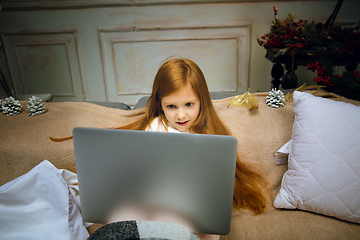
[{"left": 146, "top": 117, "right": 163, "bottom": 132}]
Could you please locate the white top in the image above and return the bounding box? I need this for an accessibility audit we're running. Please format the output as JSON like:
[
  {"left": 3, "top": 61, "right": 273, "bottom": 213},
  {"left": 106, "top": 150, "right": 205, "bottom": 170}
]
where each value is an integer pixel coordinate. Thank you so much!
[{"left": 146, "top": 117, "right": 184, "bottom": 133}]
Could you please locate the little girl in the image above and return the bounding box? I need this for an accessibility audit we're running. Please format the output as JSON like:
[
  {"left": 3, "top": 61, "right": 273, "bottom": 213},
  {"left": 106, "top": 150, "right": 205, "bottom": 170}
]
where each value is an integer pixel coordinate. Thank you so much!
[
  {"left": 53, "top": 58, "right": 269, "bottom": 239},
  {"left": 119, "top": 58, "right": 269, "bottom": 215}
]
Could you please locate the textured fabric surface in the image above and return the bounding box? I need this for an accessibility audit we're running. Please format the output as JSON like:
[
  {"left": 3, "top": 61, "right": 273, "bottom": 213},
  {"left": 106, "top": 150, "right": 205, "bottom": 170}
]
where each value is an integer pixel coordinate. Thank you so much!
[
  {"left": 88, "top": 221, "right": 199, "bottom": 240},
  {"left": 274, "top": 91, "right": 360, "bottom": 223},
  {"left": 88, "top": 221, "right": 140, "bottom": 239},
  {"left": 1, "top": 93, "right": 360, "bottom": 239}
]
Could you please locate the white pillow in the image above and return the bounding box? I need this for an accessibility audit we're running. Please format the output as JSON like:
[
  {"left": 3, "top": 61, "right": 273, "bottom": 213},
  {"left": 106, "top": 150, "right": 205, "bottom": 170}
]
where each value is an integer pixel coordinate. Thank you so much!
[
  {"left": 0, "top": 160, "right": 90, "bottom": 239},
  {"left": 274, "top": 91, "right": 360, "bottom": 224}
]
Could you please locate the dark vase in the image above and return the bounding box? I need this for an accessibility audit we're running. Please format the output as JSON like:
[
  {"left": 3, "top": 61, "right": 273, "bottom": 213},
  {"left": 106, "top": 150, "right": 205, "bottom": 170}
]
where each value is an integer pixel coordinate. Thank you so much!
[{"left": 281, "top": 71, "right": 298, "bottom": 89}]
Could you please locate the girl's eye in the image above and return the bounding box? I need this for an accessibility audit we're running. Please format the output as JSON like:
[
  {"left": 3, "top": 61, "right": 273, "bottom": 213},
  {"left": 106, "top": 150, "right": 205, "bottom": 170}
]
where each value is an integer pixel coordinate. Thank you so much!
[
  {"left": 167, "top": 105, "right": 176, "bottom": 109},
  {"left": 185, "top": 103, "right": 193, "bottom": 107}
]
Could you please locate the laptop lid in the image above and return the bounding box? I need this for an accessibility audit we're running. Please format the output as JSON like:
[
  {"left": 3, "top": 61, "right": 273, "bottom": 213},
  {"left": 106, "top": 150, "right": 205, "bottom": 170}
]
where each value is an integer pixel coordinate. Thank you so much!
[{"left": 73, "top": 127, "right": 237, "bottom": 235}]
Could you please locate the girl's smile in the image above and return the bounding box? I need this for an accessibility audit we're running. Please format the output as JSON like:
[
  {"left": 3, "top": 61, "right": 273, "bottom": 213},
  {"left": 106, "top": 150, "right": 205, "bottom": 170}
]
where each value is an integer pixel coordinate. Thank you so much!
[
  {"left": 177, "top": 120, "right": 189, "bottom": 126},
  {"left": 160, "top": 83, "right": 200, "bottom": 132}
]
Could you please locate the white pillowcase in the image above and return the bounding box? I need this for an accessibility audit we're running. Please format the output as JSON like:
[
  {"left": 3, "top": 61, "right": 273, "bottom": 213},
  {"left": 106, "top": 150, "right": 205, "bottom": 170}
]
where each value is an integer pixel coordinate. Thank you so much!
[
  {"left": 0, "top": 160, "right": 90, "bottom": 239},
  {"left": 274, "top": 91, "right": 360, "bottom": 224}
]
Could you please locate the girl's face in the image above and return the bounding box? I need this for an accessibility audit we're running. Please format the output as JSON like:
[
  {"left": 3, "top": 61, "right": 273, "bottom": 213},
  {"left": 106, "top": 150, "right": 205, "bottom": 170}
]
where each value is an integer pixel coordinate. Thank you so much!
[{"left": 160, "top": 83, "right": 200, "bottom": 132}]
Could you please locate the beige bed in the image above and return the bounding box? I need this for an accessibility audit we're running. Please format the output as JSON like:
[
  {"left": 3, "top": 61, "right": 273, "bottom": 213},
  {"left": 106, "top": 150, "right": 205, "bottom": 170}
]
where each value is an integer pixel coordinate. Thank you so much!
[{"left": 1, "top": 91, "right": 359, "bottom": 239}]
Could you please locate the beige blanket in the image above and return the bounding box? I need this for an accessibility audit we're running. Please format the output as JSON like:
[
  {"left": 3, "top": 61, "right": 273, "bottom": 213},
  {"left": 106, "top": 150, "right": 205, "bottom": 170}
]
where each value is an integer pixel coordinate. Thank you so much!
[{"left": 1, "top": 92, "right": 359, "bottom": 239}]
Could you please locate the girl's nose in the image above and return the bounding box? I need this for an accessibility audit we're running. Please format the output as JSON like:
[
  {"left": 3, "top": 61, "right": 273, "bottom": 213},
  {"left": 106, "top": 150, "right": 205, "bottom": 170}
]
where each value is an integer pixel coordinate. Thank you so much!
[{"left": 177, "top": 109, "right": 186, "bottom": 119}]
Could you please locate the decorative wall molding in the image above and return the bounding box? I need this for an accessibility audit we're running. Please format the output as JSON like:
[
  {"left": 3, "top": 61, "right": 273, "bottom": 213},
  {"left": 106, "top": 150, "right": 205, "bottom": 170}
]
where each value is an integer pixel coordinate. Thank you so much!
[
  {"left": 14, "top": 41, "right": 76, "bottom": 97},
  {"left": 99, "top": 25, "right": 250, "bottom": 104},
  {"left": 2, "top": 30, "right": 85, "bottom": 101},
  {"left": 0, "top": 0, "right": 318, "bottom": 11}
]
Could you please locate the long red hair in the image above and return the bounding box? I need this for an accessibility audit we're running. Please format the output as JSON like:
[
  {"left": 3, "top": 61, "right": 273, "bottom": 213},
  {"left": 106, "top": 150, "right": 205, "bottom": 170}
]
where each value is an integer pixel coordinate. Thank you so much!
[{"left": 120, "top": 58, "right": 269, "bottom": 214}]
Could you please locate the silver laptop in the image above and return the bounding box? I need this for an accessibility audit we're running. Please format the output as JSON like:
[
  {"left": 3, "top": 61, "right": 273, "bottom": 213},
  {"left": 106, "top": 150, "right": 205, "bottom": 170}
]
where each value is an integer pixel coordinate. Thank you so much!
[{"left": 73, "top": 127, "right": 237, "bottom": 235}]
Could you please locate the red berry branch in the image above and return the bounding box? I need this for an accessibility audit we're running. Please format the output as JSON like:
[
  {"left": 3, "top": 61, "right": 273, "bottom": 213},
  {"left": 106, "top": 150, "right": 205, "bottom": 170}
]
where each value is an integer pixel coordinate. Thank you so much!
[
  {"left": 307, "top": 62, "right": 335, "bottom": 86},
  {"left": 257, "top": 6, "right": 360, "bottom": 57},
  {"left": 259, "top": 6, "right": 360, "bottom": 99},
  {"left": 307, "top": 61, "right": 360, "bottom": 89}
]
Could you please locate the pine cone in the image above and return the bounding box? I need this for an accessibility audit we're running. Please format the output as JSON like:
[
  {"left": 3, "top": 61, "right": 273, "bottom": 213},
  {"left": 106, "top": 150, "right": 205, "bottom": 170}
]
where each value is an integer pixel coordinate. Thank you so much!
[
  {"left": 27, "top": 96, "right": 47, "bottom": 116},
  {"left": 266, "top": 88, "right": 286, "bottom": 108},
  {"left": 1, "top": 96, "right": 22, "bottom": 116}
]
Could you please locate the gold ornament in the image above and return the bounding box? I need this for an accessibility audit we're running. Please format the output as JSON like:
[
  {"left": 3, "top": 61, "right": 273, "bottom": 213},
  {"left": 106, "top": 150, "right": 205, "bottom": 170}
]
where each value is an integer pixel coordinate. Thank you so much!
[{"left": 228, "top": 89, "right": 259, "bottom": 110}]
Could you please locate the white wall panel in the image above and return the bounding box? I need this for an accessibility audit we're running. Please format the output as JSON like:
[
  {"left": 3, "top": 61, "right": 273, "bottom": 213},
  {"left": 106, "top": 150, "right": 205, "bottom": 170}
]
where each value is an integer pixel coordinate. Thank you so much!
[
  {"left": 2, "top": 31, "right": 85, "bottom": 101},
  {"left": 1, "top": 1, "right": 359, "bottom": 103},
  {"left": 100, "top": 26, "right": 249, "bottom": 104}
]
